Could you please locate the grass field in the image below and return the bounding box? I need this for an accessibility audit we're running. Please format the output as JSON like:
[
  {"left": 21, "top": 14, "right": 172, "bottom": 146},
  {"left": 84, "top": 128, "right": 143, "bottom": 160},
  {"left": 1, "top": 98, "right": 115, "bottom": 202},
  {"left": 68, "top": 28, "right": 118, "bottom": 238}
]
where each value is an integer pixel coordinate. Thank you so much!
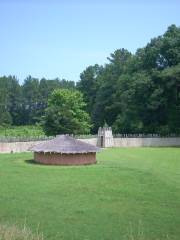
[{"left": 0, "top": 148, "right": 180, "bottom": 240}]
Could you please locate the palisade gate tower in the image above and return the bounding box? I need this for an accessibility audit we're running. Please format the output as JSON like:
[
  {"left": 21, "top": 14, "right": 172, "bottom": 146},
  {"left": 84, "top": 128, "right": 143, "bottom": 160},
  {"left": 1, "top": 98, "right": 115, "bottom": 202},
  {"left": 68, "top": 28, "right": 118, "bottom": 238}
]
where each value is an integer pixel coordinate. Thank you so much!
[{"left": 98, "top": 125, "right": 114, "bottom": 147}]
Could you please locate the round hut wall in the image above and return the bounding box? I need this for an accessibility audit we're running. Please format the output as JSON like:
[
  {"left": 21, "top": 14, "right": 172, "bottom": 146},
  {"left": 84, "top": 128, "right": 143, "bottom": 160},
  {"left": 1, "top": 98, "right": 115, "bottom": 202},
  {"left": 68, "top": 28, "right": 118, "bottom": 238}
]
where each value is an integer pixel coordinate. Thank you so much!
[{"left": 34, "top": 152, "right": 96, "bottom": 165}]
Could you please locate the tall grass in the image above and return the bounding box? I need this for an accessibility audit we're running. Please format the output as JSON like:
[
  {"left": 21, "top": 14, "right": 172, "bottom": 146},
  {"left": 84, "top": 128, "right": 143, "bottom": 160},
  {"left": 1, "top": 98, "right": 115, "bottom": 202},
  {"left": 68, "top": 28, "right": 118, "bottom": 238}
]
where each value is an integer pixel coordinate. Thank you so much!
[
  {"left": 0, "top": 224, "right": 43, "bottom": 240},
  {"left": 123, "top": 221, "right": 173, "bottom": 240},
  {"left": 0, "top": 222, "right": 173, "bottom": 240}
]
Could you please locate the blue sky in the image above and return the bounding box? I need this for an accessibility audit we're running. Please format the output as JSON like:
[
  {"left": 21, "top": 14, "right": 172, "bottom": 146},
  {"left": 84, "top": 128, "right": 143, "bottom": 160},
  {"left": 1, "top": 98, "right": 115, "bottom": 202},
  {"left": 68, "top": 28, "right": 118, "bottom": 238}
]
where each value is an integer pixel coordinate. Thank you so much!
[{"left": 0, "top": 0, "right": 179, "bottom": 83}]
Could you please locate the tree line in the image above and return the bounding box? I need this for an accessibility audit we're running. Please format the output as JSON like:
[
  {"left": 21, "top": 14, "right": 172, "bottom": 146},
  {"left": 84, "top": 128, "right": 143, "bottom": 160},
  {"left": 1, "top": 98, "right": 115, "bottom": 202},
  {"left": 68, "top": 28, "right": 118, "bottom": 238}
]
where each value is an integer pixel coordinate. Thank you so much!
[
  {"left": 0, "top": 76, "right": 75, "bottom": 126},
  {"left": 0, "top": 24, "right": 180, "bottom": 134},
  {"left": 77, "top": 24, "right": 180, "bottom": 134}
]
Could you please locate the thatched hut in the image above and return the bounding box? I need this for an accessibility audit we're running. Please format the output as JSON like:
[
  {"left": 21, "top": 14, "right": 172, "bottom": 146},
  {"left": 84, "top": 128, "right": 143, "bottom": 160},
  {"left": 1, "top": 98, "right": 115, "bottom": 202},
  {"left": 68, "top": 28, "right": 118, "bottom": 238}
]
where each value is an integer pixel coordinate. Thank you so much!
[{"left": 30, "top": 135, "right": 100, "bottom": 165}]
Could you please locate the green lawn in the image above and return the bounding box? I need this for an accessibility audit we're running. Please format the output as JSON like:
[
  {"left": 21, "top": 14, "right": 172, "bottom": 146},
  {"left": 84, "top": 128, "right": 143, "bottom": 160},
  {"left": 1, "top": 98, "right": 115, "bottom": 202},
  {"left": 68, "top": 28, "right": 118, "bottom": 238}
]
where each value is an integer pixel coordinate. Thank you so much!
[{"left": 0, "top": 148, "right": 180, "bottom": 240}]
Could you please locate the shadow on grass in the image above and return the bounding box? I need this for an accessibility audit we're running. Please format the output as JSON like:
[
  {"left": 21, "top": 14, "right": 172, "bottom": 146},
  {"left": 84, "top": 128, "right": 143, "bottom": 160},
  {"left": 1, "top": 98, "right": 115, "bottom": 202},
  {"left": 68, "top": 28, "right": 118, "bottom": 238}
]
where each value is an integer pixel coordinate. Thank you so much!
[
  {"left": 24, "top": 159, "right": 98, "bottom": 167},
  {"left": 25, "top": 159, "right": 54, "bottom": 167},
  {"left": 25, "top": 159, "right": 41, "bottom": 165}
]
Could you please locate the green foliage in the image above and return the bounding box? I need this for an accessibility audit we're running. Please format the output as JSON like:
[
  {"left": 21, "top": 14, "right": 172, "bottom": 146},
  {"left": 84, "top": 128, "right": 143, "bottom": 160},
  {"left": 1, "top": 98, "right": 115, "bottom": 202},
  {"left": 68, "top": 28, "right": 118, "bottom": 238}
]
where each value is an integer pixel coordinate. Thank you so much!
[
  {"left": 78, "top": 24, "right": 180, "bottom": 133},
  {"left": 42, "top": 89, "right": 91, "bottom": 135},
  {"left": 77, "top": 64, "right": 103, "bottom": 114},
  {"left": 0, "top": 24, "right": 179, "bottom": 134},
  {"left": 0, "top": 76, "right": 75, "bottom": 126},
  {"left": 0, "top": 125, "right": 45, "bottom": 137},
  {"left": 0, "top": 111, "right": 12, "bottom": 126},
  {"left": 0, "top": 148, "right": 180, "bottom": 239},
  {"left": 0, "top": 76, "right": 21, "bottom": 125}
]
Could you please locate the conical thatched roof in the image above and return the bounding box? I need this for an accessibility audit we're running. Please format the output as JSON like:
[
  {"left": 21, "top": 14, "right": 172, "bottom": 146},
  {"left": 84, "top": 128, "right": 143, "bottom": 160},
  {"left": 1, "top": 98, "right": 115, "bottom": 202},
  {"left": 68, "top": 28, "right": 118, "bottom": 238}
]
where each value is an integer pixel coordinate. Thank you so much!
[{"left": 30, "top": 135, "right": 100, "bottom": 154}]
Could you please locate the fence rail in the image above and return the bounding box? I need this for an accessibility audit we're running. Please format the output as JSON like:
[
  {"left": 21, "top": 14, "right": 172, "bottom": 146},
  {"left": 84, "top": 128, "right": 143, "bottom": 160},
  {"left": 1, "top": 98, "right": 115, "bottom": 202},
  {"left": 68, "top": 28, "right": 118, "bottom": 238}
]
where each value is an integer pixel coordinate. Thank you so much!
[
  {"left": 0, "top": 136, "right": 54, "bottom": 143},
  {"left": 0, "top": 133, "right": 180, "bottom": 143},
  {"left": 75, "top": 134, "right": 97, "bottom": 139},
  {"left": 113, "top": 133, "right": 180, "bottom": 138},
  {"left": 0, "top": 134, "right": 97, "bottom": 143}
]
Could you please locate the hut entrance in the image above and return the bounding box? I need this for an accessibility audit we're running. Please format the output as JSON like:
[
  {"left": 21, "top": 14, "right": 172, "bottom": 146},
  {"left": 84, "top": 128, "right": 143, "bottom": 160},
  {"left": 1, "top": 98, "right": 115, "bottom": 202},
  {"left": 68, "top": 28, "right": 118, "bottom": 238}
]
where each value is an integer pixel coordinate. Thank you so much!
[{"left": 100, "top": 136, "right": 104, "bottom": 147}]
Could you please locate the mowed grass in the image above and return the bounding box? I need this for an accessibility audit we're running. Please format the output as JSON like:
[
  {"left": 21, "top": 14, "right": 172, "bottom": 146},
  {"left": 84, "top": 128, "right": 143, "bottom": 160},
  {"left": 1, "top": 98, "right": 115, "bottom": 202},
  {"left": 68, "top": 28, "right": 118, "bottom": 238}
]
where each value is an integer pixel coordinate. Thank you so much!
[{"left": 0, "top": 148, "right": 180, "bottom": 240}]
